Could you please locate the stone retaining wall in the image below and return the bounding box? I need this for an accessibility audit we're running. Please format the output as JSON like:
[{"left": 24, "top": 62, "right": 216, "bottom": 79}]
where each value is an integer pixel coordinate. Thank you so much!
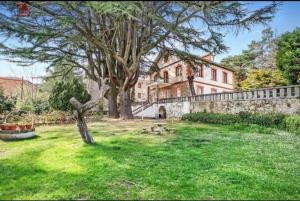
[{"left": 154, "top": 85, "right": 300, "bottom": 117}]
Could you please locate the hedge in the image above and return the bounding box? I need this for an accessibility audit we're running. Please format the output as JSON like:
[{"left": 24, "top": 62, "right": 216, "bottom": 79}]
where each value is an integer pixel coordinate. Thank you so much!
[
  {"left": 182, "top": 112, "right": 300, "bottom": 134},
  {"left": 284, "top": 116, "right": 300, "bottom": 134}
]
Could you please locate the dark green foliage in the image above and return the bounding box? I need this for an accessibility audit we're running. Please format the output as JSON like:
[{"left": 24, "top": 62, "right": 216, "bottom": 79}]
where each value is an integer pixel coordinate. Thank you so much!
[
  {"left": 276, "top": 28, "right": 300, "bottom": 84},
  {"left": 182, "top": 111, "right": 286, "bottom": 128},
  {"left": 284, "top": 116, "right": 300, "bottom": 135},
  {"left": 0, "top": 88, "right": 15, "bottom": 114},
  {"left": 32, "top": 100, "right": 50, "bottom": 115},
  {"left": 48, "top": 78, "right": 91, "bottom": 112}
]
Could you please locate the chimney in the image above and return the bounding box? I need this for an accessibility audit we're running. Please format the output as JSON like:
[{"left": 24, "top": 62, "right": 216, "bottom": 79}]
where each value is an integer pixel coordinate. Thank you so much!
[{"left": 202, "top": 53, "right": 214, "bottom": 62}]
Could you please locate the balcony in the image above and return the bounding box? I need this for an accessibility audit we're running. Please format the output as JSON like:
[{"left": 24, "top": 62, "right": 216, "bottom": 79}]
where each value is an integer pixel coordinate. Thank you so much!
[{"left": 147, "top": 76, "right": 185, "bottom": 88}]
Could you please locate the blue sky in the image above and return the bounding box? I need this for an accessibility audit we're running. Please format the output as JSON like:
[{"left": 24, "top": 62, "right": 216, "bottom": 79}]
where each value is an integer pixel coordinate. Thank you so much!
[{"left": 0, "top": 1, "right": 300, "bottom": 83}]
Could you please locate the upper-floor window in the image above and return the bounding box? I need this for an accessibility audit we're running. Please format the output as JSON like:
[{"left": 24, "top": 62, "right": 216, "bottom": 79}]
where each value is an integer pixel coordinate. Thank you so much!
[
  {"left": 163, "top": 54, "right": 169, "bottom": 63},
  {"left": 175, "top": 65, "right": 182, "bottom": 77},
  {"left": 211, "top": 68, "right": 217, "bottom": 81},
  {"left": 223, "top": 72, "right": 228, "bottom": 84},
  {"left": 138, "top": 93, "right": 141, "bottom": 98},
  {"left": 199, "top": 64, "right": 204, "bottom": 77},
  {"left": 163, "top": 71, "right": 169, "bottom": 83},
  {"left": 211, "top": 88, "right": 217, "bottom": 94},
  {"left": 138, "top": 82, "right": 142, "bottom": 88},
  {"left": 154, "top": 74, "right": 158, "bottom": 82}
]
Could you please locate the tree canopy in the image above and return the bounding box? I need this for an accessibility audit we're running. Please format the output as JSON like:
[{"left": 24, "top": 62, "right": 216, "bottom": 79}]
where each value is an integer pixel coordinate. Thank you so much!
[
  {"left": 239, "top": 69, "right": 287, "bottom": 90},
  {"left": 0, "top": 1, "right": 279, "bottom": 118},
  {"left": 276, "top": 27, "right": 300, "bottom": 84},
  {"left": 221, "top": 28, "right": 278, "bottom": 89},
  {"left": 48, "top": 78, "right": 91, "bottom": 112}
]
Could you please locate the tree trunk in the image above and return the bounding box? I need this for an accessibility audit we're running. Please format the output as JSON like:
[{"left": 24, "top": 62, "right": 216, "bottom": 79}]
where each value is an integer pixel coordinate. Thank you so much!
[
  {"left": 187, "top": 76, "right": 196, "bottom": 96},
  {"left": 70, "top": 97, "right": 101, "bottom": 145},
  {"left": 108, "top": 84, "right": 119, "bottom": 118},
  {"left": 119, "top": 89, "right": 134, "bottom": 120},
  {"left": 74, "top": 111, "right": 95, "bottom": 144}
]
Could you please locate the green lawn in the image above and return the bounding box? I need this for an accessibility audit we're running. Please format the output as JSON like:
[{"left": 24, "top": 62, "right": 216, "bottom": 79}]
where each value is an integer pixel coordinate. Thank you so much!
[{"left": 0, "top": 119, "right": 299, "bottom": 200}]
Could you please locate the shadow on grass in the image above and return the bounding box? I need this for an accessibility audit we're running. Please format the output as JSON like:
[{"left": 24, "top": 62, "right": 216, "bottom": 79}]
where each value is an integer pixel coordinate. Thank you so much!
[{"left": 0, "top": 124, "right": 299, "bottom": 200}]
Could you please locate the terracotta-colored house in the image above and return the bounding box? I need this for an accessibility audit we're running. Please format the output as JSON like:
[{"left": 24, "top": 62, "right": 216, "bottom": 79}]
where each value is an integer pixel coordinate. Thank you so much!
[
  {"left": 147, "top": 52, "right": 235, "bottom": 102},
  {"left": 133, "top": 75, "right": 150, "bottom": 102},
  {"left": 0, "top": 76, "right": 37, "bottom": 99}
]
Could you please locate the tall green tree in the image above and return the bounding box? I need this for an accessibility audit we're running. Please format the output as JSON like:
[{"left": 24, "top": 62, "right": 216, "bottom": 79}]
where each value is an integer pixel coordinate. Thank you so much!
[
  {"left": 0, "top": 1, "right": 278, "bottom": 119},
  {"left": 276, "top": 28, "right": 300, "bottom": 84},
  {"left": 221, "top": 27, "right": 278, "bottom": 89}
]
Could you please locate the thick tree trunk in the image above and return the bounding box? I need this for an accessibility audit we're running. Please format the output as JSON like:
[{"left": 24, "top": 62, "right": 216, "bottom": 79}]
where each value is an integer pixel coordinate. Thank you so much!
[
  {"left": 187, "top": 76, "right": 196, "bottom": 96},
  {"left": 119, "top": 89, "right": 134, "bottom": 120},
  {"left": 74, "top": 111, "right": 95, "bottom": 144},
  {"left": 108, "top": 84, "right": 119, "bottom": 118}
]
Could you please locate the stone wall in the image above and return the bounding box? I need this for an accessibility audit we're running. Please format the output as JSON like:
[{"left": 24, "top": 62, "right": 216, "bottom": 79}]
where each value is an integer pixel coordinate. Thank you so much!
[
  {"left": 156, "top": 85, "right": 300, "bottom": 116},
  {"left": 190, "top": 98, "right": 300, "bottom": 115}
]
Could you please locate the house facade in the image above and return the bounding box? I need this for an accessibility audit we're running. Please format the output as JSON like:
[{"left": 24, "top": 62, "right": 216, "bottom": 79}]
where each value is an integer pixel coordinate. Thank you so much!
[
  {"left": 133, "top": 75, "right": 149, "bottom": 102},
  {"left": 147, "top": 52, "right": 235, "bottom": 102},
  {"left": 0, "top": 76, "right": 37, "bottom": 99}
]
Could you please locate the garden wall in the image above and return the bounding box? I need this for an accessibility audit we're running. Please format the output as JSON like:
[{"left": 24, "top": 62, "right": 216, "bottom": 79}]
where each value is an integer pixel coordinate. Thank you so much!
[{"left": 154, "top": 85, "right": 300, "bottom": 117}]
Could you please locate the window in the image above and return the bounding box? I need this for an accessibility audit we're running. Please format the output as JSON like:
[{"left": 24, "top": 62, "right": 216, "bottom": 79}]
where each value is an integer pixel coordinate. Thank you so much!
[
  {"left": 138, "top": 82, "right": 142, "bottom": 88},
  {"left": 211, "top": 68, "right": 217, "bottom": 81},
  {"left": 197, "top": 86, "right": 204, "bottom": 95},
  {"left": 176, "top": 88, "right": 181, "bottom": 97},
  {"left": 199, "top": 64, "right": 204, "bottom": 77},
  {"left": 176, "top": 65, "right": 182, "bottom": 77},
  {"left": 223, "top": 72, "right": 228, "bottom": 83},
  {"left": 163, "top": 71, "right": 169, "bottom": 83},
  {"left": 154, "top": 74, "right": 158, "bottom": 81},
  {"left": 211, "top": 88, "right": 217, "bottom": 94},
  {"left": 163, "top": 54, "right": 169, "bottom": 63},
  {"left": 138, "top": 93, "right": 141, "bottom": 98}
]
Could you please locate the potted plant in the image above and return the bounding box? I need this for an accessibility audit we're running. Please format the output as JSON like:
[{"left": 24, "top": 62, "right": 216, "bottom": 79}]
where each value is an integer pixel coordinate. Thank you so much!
[
  {"left": 25, "top": 124, "right": 32, "bottom": 130},
  {"left": 3, "top": 124, "right": 10, "bottom": 130},
  {"left": 18, "top": 125, "right": 26, "bottom": 130},
  {"left": 9, "top": 124, "right": 17, "bottom": 130}
]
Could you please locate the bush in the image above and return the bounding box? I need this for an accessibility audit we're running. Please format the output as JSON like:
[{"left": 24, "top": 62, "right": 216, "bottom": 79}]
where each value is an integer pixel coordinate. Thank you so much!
[
  {"left": 16, "top": 100, "right": 34, "bottom": 112},
  {"left": 32, "top": 100, "right": 50, "bottom": 115},
  {"left": 182, "top": 111, "right": 286, "bottom": 128},
  {"left": 284, "top": 116, "right": 300, "bottom": 135},
  {"left": 48, "top": 78, "right": 91, "bottom": 112}
]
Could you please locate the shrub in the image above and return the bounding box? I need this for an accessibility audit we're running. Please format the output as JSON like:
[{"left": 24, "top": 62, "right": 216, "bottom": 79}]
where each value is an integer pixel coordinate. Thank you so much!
[
  {"left": 182, "top": 112, "right": 286, "bottom": 128},
  {"left": 48, "top": 78, "right": 91, "bottom": 112},
  {"left": 284, "top": 116, "right": 300, "bottom": 135},
  {"left": 32, "top": 100, "right": 50, "bottom": 115}
]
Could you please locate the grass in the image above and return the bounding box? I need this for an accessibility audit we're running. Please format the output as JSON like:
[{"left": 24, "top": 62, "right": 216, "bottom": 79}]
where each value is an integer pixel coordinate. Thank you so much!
[{"left": 0, "top": 119, "right": 299, "bottom": 200}]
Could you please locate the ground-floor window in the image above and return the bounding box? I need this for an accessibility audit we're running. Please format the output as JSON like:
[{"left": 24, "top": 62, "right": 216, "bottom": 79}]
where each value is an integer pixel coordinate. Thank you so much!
[{"left": 197, "top": 86, "right": 204, "bottom": 95}]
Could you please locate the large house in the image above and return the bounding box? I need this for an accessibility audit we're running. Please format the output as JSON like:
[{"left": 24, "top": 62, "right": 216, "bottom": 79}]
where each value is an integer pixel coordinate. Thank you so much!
[
  {"left": 146, "top": 52, "right": 235, "bottom": 102},
  {"left": 86, "top": 51, "right": 235, "bottom": 104}
]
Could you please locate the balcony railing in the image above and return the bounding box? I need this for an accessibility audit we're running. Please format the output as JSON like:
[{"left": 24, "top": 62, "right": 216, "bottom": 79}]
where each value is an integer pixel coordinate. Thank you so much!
[
  {"left": 157, "top": 85, "right": 300, "bottom": 104},
  {"left": 147, "top": 76, "right": 185, "bottom": 86}
]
